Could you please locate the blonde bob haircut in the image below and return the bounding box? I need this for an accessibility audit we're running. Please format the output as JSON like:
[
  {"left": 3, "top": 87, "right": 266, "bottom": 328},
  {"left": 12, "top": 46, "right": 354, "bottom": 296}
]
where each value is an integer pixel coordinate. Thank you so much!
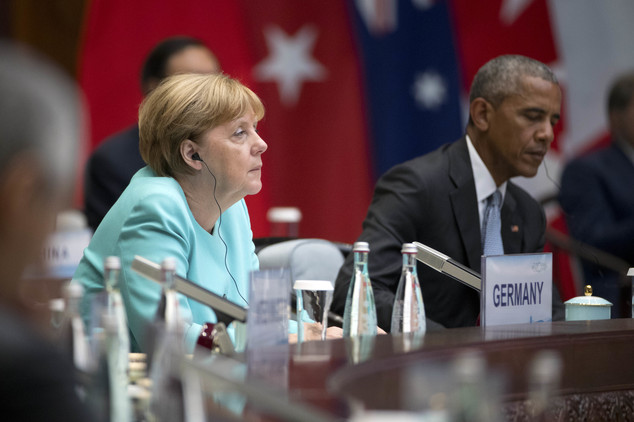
[{"left": 139, "top": 73, "right": 265, "bottom": 177}]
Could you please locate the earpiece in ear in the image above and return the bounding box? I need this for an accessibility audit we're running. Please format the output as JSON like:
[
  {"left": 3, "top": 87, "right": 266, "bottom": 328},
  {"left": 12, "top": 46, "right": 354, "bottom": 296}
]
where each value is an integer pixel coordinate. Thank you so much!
[{"left": 192, "top": 153, "right": 202, "bottom": 162}]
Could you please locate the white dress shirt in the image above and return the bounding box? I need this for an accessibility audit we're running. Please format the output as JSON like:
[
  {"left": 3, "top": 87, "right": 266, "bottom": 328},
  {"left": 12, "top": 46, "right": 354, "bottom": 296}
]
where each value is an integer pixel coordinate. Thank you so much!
[{"left": 466, "top": 134, "right": 507, "bottom": 230}]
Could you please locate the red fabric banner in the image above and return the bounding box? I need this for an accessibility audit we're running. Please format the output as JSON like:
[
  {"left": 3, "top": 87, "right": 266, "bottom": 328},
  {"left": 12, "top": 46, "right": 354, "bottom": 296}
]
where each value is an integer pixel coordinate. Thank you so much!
[{"left": 78, "top": 0, "right": 372, "bottom": 242}]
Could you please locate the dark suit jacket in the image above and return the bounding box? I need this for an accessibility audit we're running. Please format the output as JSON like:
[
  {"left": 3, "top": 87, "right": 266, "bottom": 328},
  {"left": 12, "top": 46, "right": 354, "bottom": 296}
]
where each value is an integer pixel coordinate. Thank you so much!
[
  {"left": 559, "top": 141, "right": 634, "bottom": 315},
  {"left": 84, "top": 125, "right": 145, "bottom": 231},
  {"left": 0, "top": 307, "right": 94, "bottom": 421},
  {"left": 333, "top": 138, "right": 564, "bottom": 331}
]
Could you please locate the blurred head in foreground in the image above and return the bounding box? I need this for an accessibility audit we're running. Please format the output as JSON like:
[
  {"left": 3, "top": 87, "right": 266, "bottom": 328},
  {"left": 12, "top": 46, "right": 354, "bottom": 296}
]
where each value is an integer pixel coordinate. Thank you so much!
[{"left": 0, "top": 42, "right": 81, "bottom": 311}]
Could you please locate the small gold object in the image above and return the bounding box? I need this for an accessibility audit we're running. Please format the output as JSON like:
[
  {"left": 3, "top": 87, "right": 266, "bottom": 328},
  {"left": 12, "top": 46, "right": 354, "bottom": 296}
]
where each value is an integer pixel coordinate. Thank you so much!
[{"left": 584, "top": 285, "right": 593, "bottom": 296}]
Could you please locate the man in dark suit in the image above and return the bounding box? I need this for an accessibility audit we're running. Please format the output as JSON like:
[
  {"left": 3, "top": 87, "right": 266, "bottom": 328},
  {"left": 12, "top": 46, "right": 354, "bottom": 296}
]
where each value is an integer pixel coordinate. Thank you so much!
[
  {"left": 559, "top": 71, "right": 634, "bottom": 318},
  {"left": 333, "top": 55, "right": 565, "bottom": 331},
  {"left": 84, "top": 36, "right": 220, "bottom": 231},
  {"left": 0, "top": 42, "right": 93, "bottom": 421}
]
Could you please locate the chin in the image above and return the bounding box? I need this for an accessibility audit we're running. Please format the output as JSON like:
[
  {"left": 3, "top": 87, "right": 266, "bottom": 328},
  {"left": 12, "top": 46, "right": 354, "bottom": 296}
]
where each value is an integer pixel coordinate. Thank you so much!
[
  {"left": 526, "top": 168, "right": 540, "bottom": 178},
  {"left": 516, "top": 164, "right": 540, "bottom": 179},
  {"left": 247, "top": 184, "right": 263, "bottom": 195}
]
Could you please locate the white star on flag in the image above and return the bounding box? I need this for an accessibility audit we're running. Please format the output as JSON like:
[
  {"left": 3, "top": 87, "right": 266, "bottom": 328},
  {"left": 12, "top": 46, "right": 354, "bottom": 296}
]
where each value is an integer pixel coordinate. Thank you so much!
[
  {"left": 412, "top": 71, "right": 447, "bottom": 110},
  {"left": 254, "top": 25, "right": 327, "bottom": 106},
  {"left": 500, "top": 0, "right": 534, "bottom": 25}
]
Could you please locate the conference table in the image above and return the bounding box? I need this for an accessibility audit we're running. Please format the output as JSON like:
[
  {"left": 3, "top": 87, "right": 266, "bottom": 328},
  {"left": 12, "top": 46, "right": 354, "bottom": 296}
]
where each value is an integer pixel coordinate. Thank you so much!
[{"left": 193, "top": 318, "right": 634, "bottom": 421}]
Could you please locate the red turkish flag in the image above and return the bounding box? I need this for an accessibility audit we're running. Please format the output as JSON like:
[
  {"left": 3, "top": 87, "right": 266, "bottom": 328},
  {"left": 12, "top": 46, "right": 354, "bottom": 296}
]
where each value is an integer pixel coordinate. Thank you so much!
[
  {"left": 79, "top": 0, "right": 373, "bottom": 242},
  {"left": 79, "top": 1, "right": 267, "bottom": 235},
  {"left": 239, "top": 2, "right": 373, "bottom": 242}
]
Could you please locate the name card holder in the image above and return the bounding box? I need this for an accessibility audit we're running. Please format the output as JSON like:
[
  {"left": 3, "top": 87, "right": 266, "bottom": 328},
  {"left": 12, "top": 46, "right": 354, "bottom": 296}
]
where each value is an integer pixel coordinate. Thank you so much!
[
  {"left": 246, "top": 268, "right": 290, "bottom": 350},
  {"left": 481, "top": 253, "right": 552, "bottom": 327}
]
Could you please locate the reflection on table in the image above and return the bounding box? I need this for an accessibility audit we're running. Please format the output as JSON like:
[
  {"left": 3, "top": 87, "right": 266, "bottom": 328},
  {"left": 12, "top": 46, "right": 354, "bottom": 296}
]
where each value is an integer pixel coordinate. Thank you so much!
[{"left": 128, "top": 319, "right": 634, "bottom": 421}]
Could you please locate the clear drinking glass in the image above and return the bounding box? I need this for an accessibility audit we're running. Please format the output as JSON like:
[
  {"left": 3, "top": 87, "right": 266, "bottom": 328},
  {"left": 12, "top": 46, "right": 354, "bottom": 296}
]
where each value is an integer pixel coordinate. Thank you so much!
[{"left": 293, "top": 279, "right": 334, "bottom": 342}]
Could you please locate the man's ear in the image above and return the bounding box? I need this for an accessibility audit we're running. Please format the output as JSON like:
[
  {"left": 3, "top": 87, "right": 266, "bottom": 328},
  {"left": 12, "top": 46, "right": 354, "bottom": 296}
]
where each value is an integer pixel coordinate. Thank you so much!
[
  {"left": 469, "top": 97, "right": 493, "bottom": 132},
  {"left": 180, "top": 139, "right": 202, "bottom": 169},
  {"left": 609, "top": 110, "right": 623, "bottom": 137}
]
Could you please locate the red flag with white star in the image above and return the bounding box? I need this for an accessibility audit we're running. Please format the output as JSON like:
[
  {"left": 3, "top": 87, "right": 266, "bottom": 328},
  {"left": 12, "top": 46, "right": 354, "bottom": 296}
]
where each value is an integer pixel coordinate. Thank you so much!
[
  {"left": 77, "top": 1, "right": 274, "bottom": 232},
  {"left": 240, "top": 2, "right": 373, "bottom": 242},
  {"left": 78, "top": 0, "right": 372, "bottom": 242}
]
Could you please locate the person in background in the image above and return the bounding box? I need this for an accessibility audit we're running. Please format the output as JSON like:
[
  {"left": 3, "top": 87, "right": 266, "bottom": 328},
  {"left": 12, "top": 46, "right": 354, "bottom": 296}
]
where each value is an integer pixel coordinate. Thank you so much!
[
  {"left": 84, "top": 36, "right": 220, "bottom": 231},
  {"left": 333, "top": 55, "right": 565, "bottom": 332},
  {"left": 0, "top": 42, "right": 93, "bottom": 420},
  {"left": 559, "top": 71, "right": 634, "bottom": 317}
]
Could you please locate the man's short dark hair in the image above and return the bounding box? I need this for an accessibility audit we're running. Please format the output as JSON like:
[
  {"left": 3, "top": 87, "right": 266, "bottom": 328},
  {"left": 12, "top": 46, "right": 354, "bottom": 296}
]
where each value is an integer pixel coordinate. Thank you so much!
[
  {"left": 607, "top": 71, "right": 634, "bottom": 114},
  {"left": 469, "top": 55, "right": 558, "bottom": 108},
  {"left": 140, "top": 36, "right": 207, "bottom": 94}
]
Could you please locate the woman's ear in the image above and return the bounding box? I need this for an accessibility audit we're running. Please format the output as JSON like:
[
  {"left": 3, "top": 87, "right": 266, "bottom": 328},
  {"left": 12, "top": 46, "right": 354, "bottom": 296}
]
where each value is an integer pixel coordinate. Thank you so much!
[
  {"left": 469, "top": 97, "right": 492, "bottom": 132},
  {"left": 180, "top": 139, "right": 202, "bottom": 169}
]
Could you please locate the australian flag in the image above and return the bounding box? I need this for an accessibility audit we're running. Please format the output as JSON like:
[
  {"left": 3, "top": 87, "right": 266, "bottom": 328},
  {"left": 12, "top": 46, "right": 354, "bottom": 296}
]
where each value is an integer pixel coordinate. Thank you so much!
[{"left": 350, "top": 0, "right": 464, "bottom": 178}]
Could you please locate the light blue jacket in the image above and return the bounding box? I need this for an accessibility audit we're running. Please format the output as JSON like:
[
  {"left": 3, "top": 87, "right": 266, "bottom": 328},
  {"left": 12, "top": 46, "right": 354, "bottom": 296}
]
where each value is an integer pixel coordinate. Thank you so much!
[{"left": 74, "top": 167, "right": 258, "bottom": 352}]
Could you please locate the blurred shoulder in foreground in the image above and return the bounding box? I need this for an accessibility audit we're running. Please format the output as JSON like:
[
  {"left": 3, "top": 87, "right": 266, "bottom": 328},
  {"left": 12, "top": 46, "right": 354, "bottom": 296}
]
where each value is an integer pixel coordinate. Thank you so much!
[{"left": 0, "top": 41, "right": 93, "bottom": 421}]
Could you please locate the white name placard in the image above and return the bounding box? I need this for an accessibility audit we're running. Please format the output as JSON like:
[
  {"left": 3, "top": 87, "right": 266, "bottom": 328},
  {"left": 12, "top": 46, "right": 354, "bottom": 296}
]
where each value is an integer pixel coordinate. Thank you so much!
[
  {"left": 23, "top": 228, "right": 93, "bottom": 279},
  {"left": 481, "top": 253, "right": 552, "bottom": 327}
]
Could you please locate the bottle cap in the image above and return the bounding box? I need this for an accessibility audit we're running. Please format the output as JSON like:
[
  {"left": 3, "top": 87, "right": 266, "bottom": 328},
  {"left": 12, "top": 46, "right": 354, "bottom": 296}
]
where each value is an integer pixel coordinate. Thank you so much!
[
  {"left": 100, "top": 313, "right": 118, "bottom": 332},
  {"left": 352, "top": 241, "right": 370, "bottom": 252},
  {"left": 63, "top": 281, "right": 84, "bottom": 299},
  {"left": 267, "top": 207, "right": 302, "bottom": 223},
  {"left": 49, "top": 298, "right": 65, "bottom": 312},
  {"left": 161, "top": 257, "right": 177, "bottom": 271},
  {"left": 401, "top": 243, "right": 417, "bottom": 254},
  {"left": 104, "top": 256, "right": 121, "bottom": 270},
  {"left": 293, "top": 279, "right": 334, "bottom": 291},
  {"left": 529, "top": 349, "right": 562, "bottom": 385}
]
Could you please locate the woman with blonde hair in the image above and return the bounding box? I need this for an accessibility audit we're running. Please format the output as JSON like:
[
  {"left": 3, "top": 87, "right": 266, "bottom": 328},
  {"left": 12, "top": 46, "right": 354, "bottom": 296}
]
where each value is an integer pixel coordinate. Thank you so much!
[{"left": 75, "top": 73, "right": 267, "bottom": 352}]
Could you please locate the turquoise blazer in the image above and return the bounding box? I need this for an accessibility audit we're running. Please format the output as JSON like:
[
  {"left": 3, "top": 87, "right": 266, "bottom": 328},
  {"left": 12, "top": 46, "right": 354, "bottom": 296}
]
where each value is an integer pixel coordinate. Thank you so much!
[{"left": 74, "top": 167, "right": 258, "bottom": 352}]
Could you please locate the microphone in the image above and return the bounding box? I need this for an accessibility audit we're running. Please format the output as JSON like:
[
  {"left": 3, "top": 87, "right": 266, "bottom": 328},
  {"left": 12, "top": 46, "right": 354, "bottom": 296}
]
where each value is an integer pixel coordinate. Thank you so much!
[
  {"left": 131, "top": 255, "right": 247, "bottom": 325},
  {"left": 413, "top": 241, "right": 482, "bottom": 291}
]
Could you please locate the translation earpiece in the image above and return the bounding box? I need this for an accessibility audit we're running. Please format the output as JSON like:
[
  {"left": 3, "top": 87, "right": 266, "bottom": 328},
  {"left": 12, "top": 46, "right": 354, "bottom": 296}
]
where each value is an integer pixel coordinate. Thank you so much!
[{"left": 192, "top": 153, "right": 202, "bottom": 162}]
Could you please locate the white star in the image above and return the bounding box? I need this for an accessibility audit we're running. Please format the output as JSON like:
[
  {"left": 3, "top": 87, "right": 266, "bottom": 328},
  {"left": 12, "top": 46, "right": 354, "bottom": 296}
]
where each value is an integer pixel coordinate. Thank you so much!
[
  {"left": 412, "top": 71, "right": 447, "bottom": 110},
  {"left": 254, "top": 25, "right": 327, "bottom": 106},
  {"left": 500, "top": 0, "right": 534, "bottom": 25}
]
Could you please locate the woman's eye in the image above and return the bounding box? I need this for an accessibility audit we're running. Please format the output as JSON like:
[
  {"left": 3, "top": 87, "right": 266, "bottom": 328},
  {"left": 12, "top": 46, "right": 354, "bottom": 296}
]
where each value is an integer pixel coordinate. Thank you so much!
[{"left": 233, "top": 129, "right": 246, "bottom": 137}]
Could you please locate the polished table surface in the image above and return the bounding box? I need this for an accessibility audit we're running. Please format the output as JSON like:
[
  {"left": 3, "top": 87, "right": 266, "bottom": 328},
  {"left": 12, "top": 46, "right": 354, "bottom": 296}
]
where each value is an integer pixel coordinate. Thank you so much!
[{"left": 200, "top": 319, "right": 634, "bottom": 420}]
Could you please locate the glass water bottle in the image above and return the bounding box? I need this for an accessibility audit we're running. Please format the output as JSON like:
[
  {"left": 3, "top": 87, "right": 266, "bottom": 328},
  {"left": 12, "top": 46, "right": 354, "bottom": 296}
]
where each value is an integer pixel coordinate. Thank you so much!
[
  {"left": 149, "top": 257, "right": 187, "bottom": 422},
  {"left": 60, "top": 282, "right": 90, "bottom": 371},
  {"left": 343, "top": 241, "right": 377, "bottom": 337},
  {"left": 103, "top": 256, "right": 130, "bottom": 371},
  {"left": 391, "top": 243, "right": 426, "bottom": 334},
  {"left": 156, "top": 257, "right": 182, "bottom": 332}
]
